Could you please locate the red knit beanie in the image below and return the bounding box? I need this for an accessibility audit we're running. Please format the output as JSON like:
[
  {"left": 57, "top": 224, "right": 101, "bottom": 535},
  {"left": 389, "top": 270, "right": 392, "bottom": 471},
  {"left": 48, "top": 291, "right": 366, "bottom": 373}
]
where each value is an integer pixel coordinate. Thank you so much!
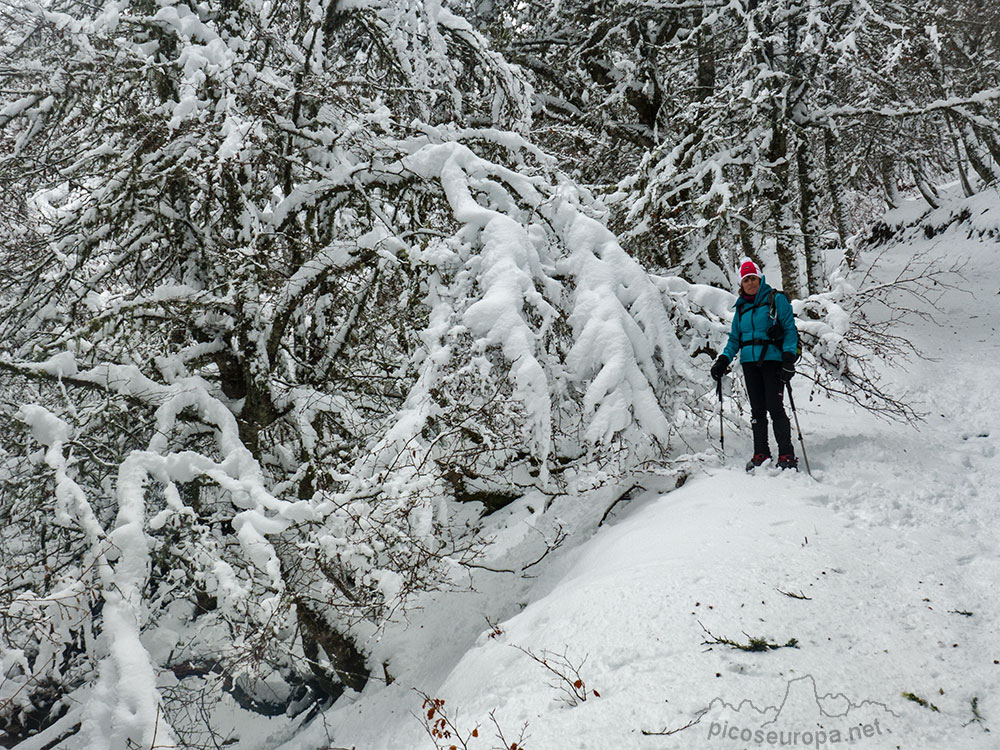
[{"left": 739, "top": 258, "right": 762, "bottom": 281}]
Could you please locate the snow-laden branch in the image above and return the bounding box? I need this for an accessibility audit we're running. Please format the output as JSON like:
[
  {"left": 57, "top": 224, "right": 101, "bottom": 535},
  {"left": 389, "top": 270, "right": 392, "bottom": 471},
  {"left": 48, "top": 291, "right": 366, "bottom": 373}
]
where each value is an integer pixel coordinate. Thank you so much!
[
  {"left": 15, "top": 405, "right": 178, "bottom": 750},
  {"left": 805, "top": 87, "right": 1000, "bottom": 127}
]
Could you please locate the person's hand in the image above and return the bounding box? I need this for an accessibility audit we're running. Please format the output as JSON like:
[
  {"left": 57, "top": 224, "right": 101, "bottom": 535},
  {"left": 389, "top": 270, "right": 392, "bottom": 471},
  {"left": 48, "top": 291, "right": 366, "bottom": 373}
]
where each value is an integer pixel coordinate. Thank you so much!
[
  {"left": 779, "top": 351, "right": 796, "bottom": 383},
  {"left": 710, "top": 355, "right": 730, "bottom": 381}
]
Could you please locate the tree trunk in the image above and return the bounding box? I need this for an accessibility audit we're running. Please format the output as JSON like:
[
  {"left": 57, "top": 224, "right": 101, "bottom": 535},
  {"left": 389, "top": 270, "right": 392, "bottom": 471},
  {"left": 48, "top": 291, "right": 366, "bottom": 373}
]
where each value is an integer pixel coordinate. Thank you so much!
[
  {"left": 297, "top": 599, "right": 370, "bottom": 696},
  {"left": 695, "top": 9, "right": 716, "bottom": 103},
  {"left": 765, "top": 123, "right": 801, "bottom": 298},
  {"left": 954, "top": 144, "right": 975, "bottom": 198},
  {"left": 823, "top": 129, "right": 854, "bottom": 265},
  {"left": 944, "top": 114, "right": 976, "bottom": 197},
  {"left": 737, "top": 210, "right": 756, "bottom": 266},
  {"left": 880, "top": 155, "right": 900, "bottom": 209},
  {"left": 959, "top": 122, "right": 998, "bottom": 184},
  {"left": 907, "top": 157, "right": 940, "bottom": 209},
  {"left": 276, "top": 543, "right": 371, "bottom": 700},
  {"left": 797, "top": 137, "right": 823, "bottom": 295},
  {"left": 971, "top": 121, "right": 1000, "bottom": 182}
]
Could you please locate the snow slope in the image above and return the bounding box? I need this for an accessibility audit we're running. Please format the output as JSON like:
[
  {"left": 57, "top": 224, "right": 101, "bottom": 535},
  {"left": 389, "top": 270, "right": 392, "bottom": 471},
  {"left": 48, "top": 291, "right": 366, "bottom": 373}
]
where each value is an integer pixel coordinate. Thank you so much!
[{"left": 248, "top": 192, "right": 1000, "bottom": 750}]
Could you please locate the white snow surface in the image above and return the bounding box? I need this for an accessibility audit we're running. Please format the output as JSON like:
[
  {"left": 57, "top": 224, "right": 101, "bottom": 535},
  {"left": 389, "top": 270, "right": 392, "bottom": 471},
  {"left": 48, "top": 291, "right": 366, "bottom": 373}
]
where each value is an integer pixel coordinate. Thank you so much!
[
  {"left": 17, "top": 194, "right": 1000, "bottom": 749},
  {"left": 181, "top": 195, "right": 1000, "bottom": 750}
]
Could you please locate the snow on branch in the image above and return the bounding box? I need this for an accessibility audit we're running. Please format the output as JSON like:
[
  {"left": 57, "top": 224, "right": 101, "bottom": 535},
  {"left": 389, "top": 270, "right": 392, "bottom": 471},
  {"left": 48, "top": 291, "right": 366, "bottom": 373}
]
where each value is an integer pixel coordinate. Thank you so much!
[
  {"left": 360, "top": 135, "right": 699, "bottom": 482},
  {"left": 550, "top": 199, "right": 695, "bottom": 445},
  {"left": 14, "top": 404, "right": 178, "bottom": 749},
  {"left": 805, "top": 87, "right": 1000, "bottom": 127}
]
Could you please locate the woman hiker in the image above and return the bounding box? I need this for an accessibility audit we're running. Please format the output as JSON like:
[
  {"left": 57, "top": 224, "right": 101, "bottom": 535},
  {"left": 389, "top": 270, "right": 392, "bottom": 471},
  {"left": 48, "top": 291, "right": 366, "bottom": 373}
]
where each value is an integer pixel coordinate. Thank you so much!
[{"left": 710, "top": 258, "right": 800, "bottom": 472}]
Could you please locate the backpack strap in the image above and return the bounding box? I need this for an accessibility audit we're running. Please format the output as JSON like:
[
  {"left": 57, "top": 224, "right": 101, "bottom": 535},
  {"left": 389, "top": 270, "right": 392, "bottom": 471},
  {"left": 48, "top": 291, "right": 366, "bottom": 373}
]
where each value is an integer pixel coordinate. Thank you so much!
[
  {"left": 767, "top": 289, "right": 781, "bottom": 322},
  {"left": 757, "top": 289, "right": 783, "bottom": 364}
]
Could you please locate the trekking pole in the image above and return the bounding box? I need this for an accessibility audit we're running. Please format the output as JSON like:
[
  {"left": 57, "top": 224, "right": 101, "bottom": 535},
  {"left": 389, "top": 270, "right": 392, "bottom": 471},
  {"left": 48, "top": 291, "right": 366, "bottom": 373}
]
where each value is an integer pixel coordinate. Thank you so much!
[
  {"left": 716, "top": 377, "right": 725, "bottom": 456},
  {"left": 784, "top": 383, "right": 812, "bottom": 477}
]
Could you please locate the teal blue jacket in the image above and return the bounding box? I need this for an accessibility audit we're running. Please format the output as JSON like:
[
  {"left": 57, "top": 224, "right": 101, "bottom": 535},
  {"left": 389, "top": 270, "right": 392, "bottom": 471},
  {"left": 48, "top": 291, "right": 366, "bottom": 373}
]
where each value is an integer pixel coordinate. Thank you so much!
[{"left": 721, "top": 279, "right": 798, "bottom": 364}]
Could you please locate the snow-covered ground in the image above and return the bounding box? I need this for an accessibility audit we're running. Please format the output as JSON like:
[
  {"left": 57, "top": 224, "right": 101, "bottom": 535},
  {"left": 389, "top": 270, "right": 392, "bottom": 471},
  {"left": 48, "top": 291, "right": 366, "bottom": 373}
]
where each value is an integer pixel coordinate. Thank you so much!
[{"left": 238, "top": 193, "right": 1000, "bottom": 750}]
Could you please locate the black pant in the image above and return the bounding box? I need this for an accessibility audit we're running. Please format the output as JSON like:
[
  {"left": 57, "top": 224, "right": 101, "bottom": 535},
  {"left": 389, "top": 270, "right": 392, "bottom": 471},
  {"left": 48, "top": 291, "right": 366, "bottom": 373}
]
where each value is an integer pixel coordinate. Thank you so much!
[{"left": 742, "top": 361, "right": 793, "bottom": 457}]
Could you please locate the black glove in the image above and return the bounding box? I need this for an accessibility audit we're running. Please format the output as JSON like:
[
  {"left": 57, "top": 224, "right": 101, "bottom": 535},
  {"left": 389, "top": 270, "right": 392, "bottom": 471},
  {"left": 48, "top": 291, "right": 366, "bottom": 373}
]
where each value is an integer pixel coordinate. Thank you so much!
[
  {"left": 779, "top": 350, "right": 796, "bottom": 383},
  {"left": 710, "top": 355, "right": 730, "bottom": 381}
]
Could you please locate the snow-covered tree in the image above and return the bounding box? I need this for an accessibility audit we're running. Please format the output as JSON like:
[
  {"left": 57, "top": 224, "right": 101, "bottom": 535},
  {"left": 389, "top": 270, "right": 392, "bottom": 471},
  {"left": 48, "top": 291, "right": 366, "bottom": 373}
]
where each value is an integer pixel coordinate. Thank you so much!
[
  {"left": 0, "top": 0, "right": 705, "bottom": 745},
  {"left": 471, "top": 0, "right": 1000, "bottom": 290}
]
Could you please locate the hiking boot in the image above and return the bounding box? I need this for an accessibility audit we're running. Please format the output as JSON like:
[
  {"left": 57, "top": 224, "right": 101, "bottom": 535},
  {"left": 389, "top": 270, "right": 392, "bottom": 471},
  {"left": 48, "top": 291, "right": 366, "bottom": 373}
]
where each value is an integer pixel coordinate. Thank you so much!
[
  {"left": 745, "top": 453, "right": 771, "bottom": 472},
  {"left": 776, "top": 454, "right": 799, "bottom": 471}
]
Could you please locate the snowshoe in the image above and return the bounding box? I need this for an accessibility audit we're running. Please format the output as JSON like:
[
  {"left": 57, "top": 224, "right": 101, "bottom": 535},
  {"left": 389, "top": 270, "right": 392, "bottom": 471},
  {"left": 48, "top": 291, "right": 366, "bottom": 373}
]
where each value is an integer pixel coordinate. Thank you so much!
[
  {"left": 776, "top": 454, "right": 799, "bottom": 471},
  {"left": 745, "top": 453, "right": 771, "bottom": 472}
]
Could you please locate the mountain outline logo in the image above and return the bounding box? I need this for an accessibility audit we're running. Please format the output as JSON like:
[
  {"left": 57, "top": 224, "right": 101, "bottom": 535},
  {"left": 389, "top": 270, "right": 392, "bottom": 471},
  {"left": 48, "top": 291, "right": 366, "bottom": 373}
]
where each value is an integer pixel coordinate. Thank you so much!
[{"left": 652, "top": 674, "right": 902, "bottom": 749}]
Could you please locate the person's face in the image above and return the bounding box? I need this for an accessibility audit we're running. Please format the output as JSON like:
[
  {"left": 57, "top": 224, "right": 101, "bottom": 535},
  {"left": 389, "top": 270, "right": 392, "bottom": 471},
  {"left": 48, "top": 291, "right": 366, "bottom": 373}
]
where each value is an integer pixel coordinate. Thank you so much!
[{"left": 741, "top": 275, "right": 760, "bottom": 295}]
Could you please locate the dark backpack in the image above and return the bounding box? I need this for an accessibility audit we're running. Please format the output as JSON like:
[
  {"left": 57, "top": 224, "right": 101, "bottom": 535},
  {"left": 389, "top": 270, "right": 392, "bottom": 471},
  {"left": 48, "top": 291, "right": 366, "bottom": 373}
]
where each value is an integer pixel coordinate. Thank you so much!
[{"left": 763, "top": 289, "right": 802, "bottom": 360}]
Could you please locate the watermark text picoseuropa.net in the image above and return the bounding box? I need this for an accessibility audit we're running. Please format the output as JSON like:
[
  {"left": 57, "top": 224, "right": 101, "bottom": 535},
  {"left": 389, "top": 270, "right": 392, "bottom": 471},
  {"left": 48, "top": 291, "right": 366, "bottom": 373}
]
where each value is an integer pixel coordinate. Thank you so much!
[{"left": 708, "top": 719, "right": 891, "bottom": 748}]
